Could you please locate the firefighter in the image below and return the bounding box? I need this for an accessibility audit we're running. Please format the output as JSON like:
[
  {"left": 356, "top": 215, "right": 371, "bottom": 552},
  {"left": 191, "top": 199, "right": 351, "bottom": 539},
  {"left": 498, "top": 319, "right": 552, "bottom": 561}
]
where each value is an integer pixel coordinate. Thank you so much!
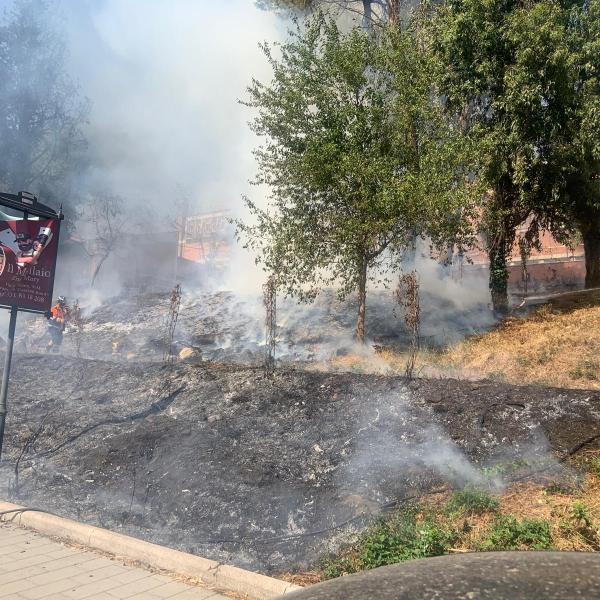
[{"left": 46, "top": 296, "right": 68, "bottom": 352}]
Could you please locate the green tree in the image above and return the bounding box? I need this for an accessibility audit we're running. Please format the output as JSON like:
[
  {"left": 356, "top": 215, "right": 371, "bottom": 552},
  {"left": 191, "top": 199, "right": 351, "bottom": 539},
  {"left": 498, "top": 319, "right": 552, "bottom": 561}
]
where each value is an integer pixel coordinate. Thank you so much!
[
  {"left": 423, "top": 0, "right": 584, "bottom": 311},
  {"left": 487, "top": 0, "right": 600, "bottom": 288},
  {"left": 0, "top": 0, "right": 88, "bottom": 213},
  {"left": 237, "top": 15, "right": 476, "bottom": 342},
  {"left": 560, "top": 0, "right": 600, "bottom": 287}
]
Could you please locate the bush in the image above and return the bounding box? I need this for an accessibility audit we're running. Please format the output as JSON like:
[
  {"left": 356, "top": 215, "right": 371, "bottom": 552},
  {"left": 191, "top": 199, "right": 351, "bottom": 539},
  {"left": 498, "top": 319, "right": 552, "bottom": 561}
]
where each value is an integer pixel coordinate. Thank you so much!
[
  {"left": 446, "top": 488, "right": 500, "bottom": 515},
  {"left": 322, "top": 504, "right": 455, "bottom": 578},
  {"left": 480, "top": 516, "right": 552, "bottom": 550},
  {"left": 360, "top": 519, "right": 452, "bottom": 570},
  {"left": 590, "top": 458, "right": 600, "bottom": 480}
]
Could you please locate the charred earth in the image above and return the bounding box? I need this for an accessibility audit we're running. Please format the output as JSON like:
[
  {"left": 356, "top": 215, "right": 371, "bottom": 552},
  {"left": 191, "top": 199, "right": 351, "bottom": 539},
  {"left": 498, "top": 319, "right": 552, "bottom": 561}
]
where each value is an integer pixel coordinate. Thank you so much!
[
  {"left": 1, "top": 354, "right": 599, "bottom": 574},
  {"left": 16, "top": 288, "right": 495, "bottom": 364}
]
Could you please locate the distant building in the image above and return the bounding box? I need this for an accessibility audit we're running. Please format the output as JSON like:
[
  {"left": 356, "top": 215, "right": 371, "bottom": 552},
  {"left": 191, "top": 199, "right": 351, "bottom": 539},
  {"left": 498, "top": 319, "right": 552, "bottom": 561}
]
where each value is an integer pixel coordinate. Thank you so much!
[
  {"left": 177, "top": 210, "right": 233, "bottom": 272},
  {"left": 461, "top": 223, "right": 585, "bottom": 294}
]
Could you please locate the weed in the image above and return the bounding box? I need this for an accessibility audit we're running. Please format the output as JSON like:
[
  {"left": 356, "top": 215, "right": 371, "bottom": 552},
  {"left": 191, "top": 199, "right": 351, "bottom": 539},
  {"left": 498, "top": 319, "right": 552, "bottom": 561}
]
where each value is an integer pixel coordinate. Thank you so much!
[
  {"left": 321, "top": 556, "right": 355, "bottom": 579},
  {"left": 544, "top": 481, "right": 575, "bottom": 495},
  {"left": 571, "top": 502, "right": 593, "bottom": 528},
  {"left": 535, "top": 348, "right": 555, "bottom": 365},
  {"left": 515, "top": 355, "right": 532, "bottom": 367},
  {"left": 589, "top": 458, "right": 600, "bottom": 480},
  {"left": 559, "top": 501, "right": 599, "bottom": 548},
  {"left": 570, "top": 367, "right": 584, "bottom": 380},
  {"left": 480, "top": 516, "right": 552, "bottom": 550},
  {"left": 532, "top": 305, "right": 554, "bottom": 321},
  {"left": 487, "top": 371, "right": 506, "bottom": 382},
  {"left": 446, "top": 488, "right": 500, "bottom": 515},
  {"left": 569, "top": 360, "right": 599, "bottom": 381},
  {"left": 322, "top": 505, "right": 455, "bottom": 578}
]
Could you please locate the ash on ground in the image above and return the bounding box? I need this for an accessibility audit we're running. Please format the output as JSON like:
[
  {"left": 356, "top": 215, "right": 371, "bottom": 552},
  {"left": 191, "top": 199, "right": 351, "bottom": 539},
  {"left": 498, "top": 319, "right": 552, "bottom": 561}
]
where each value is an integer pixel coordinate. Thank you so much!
[
  {"left": 15, "top": 288, "right": 495, "bottom": 365},
  {"left": 1, "top": 354, "right": 598, "bottom": 574}
]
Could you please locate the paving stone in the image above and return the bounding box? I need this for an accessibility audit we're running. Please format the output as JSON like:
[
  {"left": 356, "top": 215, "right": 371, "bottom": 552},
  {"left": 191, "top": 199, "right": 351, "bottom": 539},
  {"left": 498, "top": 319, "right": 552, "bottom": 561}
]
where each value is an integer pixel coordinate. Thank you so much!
[
  {"left": 141, "top": 580, "right": 194, "bottom": 598},
  {"left": 0, "top": 577, "right": 36, "bottom": 598},
  {"left": 105, "top": 575, "right": 167, "bottom": 598},
  {"left": 63, "top": 576, "right": 122, "bottom": 598},
  {"left": 0, "top": 524, "right": 229, "bottom": 600},
  {"left": 169, "top": 589, "right": 221, "bottom": 599},
  {"left": 28, "top": 564, "right": 89, "bottom": 585},
  {"left": 19, "top": 577, "right": 80, "bottom": 599},
  {"left": 70, "top": 563, "right": 132, "bottom": 584}
]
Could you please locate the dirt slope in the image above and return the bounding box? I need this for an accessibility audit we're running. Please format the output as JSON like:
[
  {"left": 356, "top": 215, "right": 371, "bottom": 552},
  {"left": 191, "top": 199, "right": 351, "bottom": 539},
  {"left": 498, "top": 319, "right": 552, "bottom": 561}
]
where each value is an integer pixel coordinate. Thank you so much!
[{"left": 1, "top": 354, "right": 599, "bottom": 573}]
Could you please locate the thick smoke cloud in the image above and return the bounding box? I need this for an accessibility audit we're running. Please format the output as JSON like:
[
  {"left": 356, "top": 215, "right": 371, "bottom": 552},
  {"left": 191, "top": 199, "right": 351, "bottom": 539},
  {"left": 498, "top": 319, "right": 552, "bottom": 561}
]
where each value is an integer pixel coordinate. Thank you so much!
[{"left": 62, "top": 0, "right": 283, "bottom": 214}]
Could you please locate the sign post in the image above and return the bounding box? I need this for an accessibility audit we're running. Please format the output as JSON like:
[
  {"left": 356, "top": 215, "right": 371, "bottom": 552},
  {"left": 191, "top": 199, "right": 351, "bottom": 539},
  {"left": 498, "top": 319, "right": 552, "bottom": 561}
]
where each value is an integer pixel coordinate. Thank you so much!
[{"left": 0, "top": 191, "right": 63, "bottom": 462}]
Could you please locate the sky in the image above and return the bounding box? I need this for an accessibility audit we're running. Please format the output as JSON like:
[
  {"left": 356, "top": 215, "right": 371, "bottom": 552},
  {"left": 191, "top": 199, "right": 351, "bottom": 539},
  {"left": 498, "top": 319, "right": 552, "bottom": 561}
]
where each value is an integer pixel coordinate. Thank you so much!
[{"left": 57, "top": 0, "right": 285, "bottom": 216}]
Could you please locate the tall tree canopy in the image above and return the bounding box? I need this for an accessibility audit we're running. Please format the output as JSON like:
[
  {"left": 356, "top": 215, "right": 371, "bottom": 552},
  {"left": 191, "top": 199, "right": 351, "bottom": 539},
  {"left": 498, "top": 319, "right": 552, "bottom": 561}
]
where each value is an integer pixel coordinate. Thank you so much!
[
  {"left": 557, "top": 0, "right": 600, "bottom": 287},
  {"left": 238, "top": 15, "right": 477, "bottom": 341},
  {"left": 0, "top": 0, "right": 88, "bottom": 213},
  {"left": 424, "top": 0, "right": 600, "bottom": 308}
]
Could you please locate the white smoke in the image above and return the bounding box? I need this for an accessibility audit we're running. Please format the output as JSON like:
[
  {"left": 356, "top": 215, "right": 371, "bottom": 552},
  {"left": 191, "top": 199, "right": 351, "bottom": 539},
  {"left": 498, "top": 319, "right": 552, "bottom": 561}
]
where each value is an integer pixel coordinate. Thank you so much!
[{"left": 62, "top": 0, "right": 282, "bottom": 212}]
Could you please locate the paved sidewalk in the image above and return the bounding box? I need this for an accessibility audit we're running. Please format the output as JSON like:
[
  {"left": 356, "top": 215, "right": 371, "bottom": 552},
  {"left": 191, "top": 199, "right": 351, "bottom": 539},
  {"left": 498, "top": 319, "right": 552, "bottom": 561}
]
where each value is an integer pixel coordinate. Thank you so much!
[{"left": 0, "top": 522, "right": 229, "bottom": 599}]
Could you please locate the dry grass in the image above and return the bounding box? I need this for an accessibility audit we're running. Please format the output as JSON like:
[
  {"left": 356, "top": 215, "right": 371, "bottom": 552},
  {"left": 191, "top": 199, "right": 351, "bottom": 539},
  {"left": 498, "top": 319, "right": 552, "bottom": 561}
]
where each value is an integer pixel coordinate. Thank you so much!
[
  {"left": 308, "top": 347, "right": 461, "bottom": 379},
  {"left": 309, "top": 291, "right": 600, "bottom": 390},
  {"left": 444, "top": 302, "right": 600, "bottom": 389},
  {"left": 278, "top": 572, "right": 322, "bottom": 587},
  {"left": 443, "top": 476, "right": 600, "bottom": 553},
  {"left": 283, "top": 453, "right": 600, "bottom": 585}
]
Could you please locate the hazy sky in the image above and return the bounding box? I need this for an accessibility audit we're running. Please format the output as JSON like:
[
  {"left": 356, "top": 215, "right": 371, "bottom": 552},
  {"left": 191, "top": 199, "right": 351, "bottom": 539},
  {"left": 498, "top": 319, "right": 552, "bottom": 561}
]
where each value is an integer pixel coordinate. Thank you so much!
[{"left": 55, "top": 0, "right": 284, "bottom": 215}]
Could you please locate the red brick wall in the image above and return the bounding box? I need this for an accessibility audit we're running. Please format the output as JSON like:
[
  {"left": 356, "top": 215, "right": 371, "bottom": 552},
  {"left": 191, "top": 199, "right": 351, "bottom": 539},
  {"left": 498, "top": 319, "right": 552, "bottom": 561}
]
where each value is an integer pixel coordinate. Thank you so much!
[{"left": 508, "top": 260, "right": 586, "bottom": 293}]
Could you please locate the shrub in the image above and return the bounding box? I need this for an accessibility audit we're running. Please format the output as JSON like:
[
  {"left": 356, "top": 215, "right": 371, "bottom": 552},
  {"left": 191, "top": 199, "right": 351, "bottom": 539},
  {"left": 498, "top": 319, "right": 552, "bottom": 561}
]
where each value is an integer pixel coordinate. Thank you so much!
[
  {"left": 446, "top": 488, "right": 500, "bottom": 515},
  {"left": 590, "top": 458, "right": 600, "bottom": 480},
  {"left": 321, "top": 557, "right": 355, "bottom": 579},
  {"left": 322, "top": 504, "right": 455, "bottom": 578},
  {"left": 480, "top": 516, "right": 552, "bottom": 550},
  {"left": 570, "top": 501, "right": 594, "bottom": 530}
]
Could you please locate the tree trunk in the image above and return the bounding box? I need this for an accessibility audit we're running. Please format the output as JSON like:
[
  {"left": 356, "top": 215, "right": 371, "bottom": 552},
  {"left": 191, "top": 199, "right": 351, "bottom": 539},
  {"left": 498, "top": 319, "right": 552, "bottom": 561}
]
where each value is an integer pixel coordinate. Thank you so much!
[
  {"left": 355, "top": 260, "right": 368, "bottom": 344},
  {"left": 583, "top": 228, "right": 600, "bottom": 288},
  {"left": 488, "top": 242, "right": 509, "bottom": 315},
  {"left": 362, "top": 0, "right": 373, "bottom": 29},
  {"left": 90, "top": 252, "right": 110, "bottom": 287},
  {"left": 485, "top": 182, "right": 517, "bottom": 315}
]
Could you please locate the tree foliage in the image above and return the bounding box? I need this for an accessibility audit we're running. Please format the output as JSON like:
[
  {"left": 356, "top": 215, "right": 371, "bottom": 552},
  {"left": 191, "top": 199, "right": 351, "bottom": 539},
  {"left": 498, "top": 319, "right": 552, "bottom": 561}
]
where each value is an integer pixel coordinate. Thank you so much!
[
  {"left": 0, "top": 0, "right": 88, "bottom": 213},
  {"left": 555, "top": 0, "right": 600, "bottom": 286},
  {"left": 238, "top": 15, "right": 477, "bottom": 341},
  {"left": 424, "top": 0, "right": 600, "bottom": 302}
]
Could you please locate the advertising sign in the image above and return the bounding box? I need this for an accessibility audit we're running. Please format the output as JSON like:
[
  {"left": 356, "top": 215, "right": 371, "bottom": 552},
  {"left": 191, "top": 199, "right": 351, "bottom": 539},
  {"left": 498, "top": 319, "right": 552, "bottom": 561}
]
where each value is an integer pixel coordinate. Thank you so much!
[{"left": 0, "top": 218, "right": 60, "bottom": 312}]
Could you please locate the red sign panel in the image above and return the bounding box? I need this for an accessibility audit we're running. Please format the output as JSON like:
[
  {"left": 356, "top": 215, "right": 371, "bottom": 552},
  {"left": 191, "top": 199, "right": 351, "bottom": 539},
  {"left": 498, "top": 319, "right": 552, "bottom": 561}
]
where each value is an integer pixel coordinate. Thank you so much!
[{"left": 0, "top": 219, "right": 60, "bottom": 312}]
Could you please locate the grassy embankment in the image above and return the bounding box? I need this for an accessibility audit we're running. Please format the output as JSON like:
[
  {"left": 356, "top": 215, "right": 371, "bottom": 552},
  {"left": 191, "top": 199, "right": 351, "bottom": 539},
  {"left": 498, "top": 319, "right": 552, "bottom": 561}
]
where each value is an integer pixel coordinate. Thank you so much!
[
  {"left": 282, "top": 452, "right": 600, "bottom": 586},
  {"left": 317, "top": 289, "right": 600, "bottom": 391},
  {"left": 292, "top": 290, "right": 600, "bottom": 585}
]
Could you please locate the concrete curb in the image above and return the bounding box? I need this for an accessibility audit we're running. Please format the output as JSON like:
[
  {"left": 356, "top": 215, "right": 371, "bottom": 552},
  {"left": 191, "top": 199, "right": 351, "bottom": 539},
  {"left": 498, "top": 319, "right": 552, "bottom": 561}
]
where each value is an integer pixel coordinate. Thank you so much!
[{"left": 0, "top": 501, "right": 301, "bottom": 599}]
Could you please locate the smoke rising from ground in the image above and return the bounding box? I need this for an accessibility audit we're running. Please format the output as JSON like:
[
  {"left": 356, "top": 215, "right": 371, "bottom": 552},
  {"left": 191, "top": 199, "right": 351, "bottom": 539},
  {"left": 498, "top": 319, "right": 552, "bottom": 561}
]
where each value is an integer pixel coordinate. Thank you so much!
[{"left": 62, "top": 0, "right": 282, "bottom": 213}]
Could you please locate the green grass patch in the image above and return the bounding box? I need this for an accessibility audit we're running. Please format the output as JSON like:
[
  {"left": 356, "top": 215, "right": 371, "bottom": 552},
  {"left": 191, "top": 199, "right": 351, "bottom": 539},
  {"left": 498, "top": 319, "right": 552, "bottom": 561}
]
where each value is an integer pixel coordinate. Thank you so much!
[
  {"left": 479, "top": 515, "right": 552, "bottom": 551},
  {"left": 321, "top": 503, "right": 456, "bottom": 578},
  {"left": 446, "top": 488, "right": 499, "bottom": 515}
]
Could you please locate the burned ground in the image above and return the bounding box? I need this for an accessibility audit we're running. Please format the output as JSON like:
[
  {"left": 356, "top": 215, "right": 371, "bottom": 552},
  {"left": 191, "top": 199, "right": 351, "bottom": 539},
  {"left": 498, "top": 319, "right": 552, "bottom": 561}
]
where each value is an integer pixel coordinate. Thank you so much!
[
  {"left": 16, "top": 288, "right": 495, "bottom": 365},
  {"left": 1, "top": 354, "right": 599, "bottom": 574}
]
